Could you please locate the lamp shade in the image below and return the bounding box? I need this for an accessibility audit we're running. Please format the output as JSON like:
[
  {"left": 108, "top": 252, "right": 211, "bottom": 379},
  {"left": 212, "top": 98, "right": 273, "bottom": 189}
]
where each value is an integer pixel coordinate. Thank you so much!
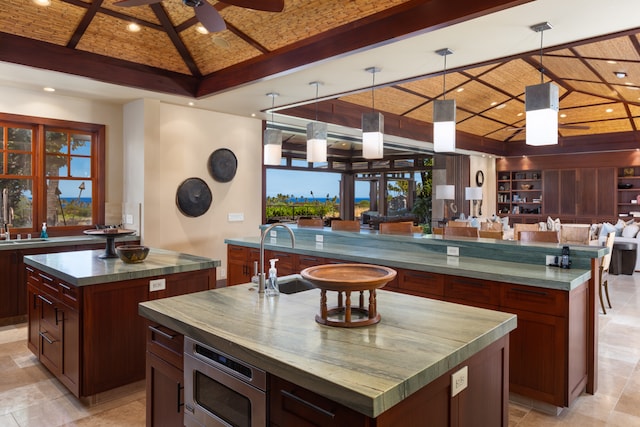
[
  {"left": 436, "top": 184, "right": 455, "bottom": 200},
  {"left": 306, "top": 121, "right": 327, "bottom": 163},
  {"left": 433, "top": 99, "right": 456, "bottom": 152},
  {"left": 465, "top": 187, "right": 483, "bottom": 201},
  {"left": 362, "top": 111, "right": 384, "bottom": 159},
  {"left": 263, "top": 128, "right": 282, "bottom": 166},
  {"left": 525, "top": 82, "right": 559, "bottom": 146}
]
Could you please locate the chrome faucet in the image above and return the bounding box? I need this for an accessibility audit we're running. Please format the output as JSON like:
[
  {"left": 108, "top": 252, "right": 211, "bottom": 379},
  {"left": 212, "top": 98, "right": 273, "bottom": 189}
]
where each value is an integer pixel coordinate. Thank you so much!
[{"left": 259, "top": 224, "right": 295, "bottom": 293}]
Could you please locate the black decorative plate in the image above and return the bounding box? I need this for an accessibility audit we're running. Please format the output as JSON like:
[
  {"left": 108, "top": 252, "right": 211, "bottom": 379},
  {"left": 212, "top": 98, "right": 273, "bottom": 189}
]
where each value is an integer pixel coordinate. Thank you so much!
[
  {"left": 208, "top": 148, "right": 237, "bottom": 183},
  {"left": 176, "top": 178, "right": 212, "bottom": 217}
]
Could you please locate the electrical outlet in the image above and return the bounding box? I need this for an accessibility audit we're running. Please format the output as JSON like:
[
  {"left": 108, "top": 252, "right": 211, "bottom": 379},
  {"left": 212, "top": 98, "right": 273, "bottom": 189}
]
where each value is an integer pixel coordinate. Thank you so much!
[
  {"left": 270, "top": 230, "right": 277, "bottom": 238},
  {"left": 125, "top": 214, "right": 134, "bottom": 225},
  {"left": 219, "top": 267, "right": 226, "bottom": 279},
  {"left": 447, "top": 256, "right": 459, "bottom": 267},
  {"left": 149, "top": 278, "right": 166, "bottom": 292},
  {"left": 315, "top": 234, "right": 324, "bottom": 243},
  {"left": 546, "top": 255, "right": 558, "bottom": 266},
  {"left": 447, "top": 246, "right": 460, "bottom": 256},
  {"left": 451, "top": 366, "right": 468, "bottom": 397}
]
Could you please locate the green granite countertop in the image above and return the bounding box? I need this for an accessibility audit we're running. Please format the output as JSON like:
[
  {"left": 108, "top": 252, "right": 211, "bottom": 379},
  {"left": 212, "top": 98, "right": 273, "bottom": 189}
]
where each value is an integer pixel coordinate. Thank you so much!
[
  {"left": 23, "top": 248, "right": 220, "bottom": 286},
  {"left": 225, "top": 235, "right": 591, "bottom": 291},
  {"left": 139, "top": 283, "right": 516, "bottom": 418},
  {"left": 0, "top": 234, "right": 139, "bottom": 250}
]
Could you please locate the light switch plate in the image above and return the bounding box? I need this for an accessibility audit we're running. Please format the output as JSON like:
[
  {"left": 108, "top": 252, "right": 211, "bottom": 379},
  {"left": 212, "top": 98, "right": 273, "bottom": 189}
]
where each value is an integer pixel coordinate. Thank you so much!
[
  {"left": 451, "top": 366, "right": 468, "bottom": 397},
  {"left": 149, "top": 278, "right": 166, "bottom": 292},
  {"left": 270, "top": 230, "right": 277, "bottom": 238},
  {"left": 228, "top": 213, "right": 244, "bottom": 222},
  {"left": 315, "top": 234, "right": 324, "bottom": 243},
  {"left": 125, "top": 214, "right": 134, "bottom": 225}
]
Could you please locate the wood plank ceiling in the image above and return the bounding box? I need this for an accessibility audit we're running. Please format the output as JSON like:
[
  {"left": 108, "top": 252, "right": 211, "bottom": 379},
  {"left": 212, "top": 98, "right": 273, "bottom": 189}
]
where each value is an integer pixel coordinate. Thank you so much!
[{"left": 0, "top": 0, "right": 639, "bottom": 157}]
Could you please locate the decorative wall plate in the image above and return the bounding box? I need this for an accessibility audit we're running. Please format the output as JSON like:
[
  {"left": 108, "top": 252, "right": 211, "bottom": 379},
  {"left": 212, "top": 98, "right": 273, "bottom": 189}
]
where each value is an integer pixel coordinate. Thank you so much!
[
  {"left": 208, "top": 148, "right": 237, "bottom": 183},
  {"left": 176, "top": 178, "right": 212, "bottom": 217},
  {"left": 476, "top": 170, "right": 484, "bottom": 187}
]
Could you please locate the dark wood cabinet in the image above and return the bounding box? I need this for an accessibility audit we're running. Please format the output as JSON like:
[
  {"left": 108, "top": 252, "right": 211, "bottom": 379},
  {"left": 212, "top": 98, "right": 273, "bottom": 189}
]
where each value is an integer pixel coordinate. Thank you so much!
[
  {"left": 227, "top": 245, "right": 260, "bottom": 286},
  {"left": 0, "top": 250, "right": 18, "bottom": 321},
  {"left": 26, "top": 264, "right": 214, "bottom": 398},
  {"left": 146, "top": 323, "right": 184, "bottom": 427},
  {"left": 617, "top": 166, "right": 640, "bottom": 217}
]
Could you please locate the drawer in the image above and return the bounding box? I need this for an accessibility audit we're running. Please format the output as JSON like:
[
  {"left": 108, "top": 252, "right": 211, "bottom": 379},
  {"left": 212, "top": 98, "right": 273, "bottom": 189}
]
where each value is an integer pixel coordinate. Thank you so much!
[
  {"left": 444, "top": 276, "right": 500, "bottom": 308},
  {"left": 58, "top": 281, "right": 80, "bottom": 310},
  {"left": 227, "top": 245, "right": 248, "bottom": 261},
  {"left": 501, "top": 284, "right": 567, "bottom": 317},
  {"left": 147, "top": 323, "right": 184, "bottom": 369},
  {"left": 398, "top": 269, "right": 444, "bottom": 296},
  {"left": 297, "top": 255, "right": 326, "bottom": 269},
  {"left": 38, "top": 271, "right": 60, "bottom": 299},
  {"left": 25, "top": 265, "right": 41, "bottom": 286}
]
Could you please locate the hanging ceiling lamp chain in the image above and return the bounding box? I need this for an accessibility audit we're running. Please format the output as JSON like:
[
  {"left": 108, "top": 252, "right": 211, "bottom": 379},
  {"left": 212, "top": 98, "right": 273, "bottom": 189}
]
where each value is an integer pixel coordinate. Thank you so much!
[
  {"left": 531, "top": 22, "right": 553, "bottom": 84},
  {"left": 436, "top": 48, "right": 453, "bottom": 100},
  {"left": 365, "top": 66, "right": 380, "bottom": 113}
]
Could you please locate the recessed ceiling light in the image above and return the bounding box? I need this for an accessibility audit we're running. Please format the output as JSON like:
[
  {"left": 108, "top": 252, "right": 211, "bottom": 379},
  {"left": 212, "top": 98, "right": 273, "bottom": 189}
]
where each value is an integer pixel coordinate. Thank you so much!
[
  {"left": 251, "top": 113, "right": 256, "bottom": 117},
  {"left": 516, "top": 112, "right": 523, "bottom": 117},
  {"left": 560, "top": 113, "right": 567, "bottom": 118},
  {"left": 607, "top": 60, "right": 617, "bottom": 64},
  {"left": 127, "top": 23, "right": 141, "bottom": 32},
  {"left": 196, "top": 25, "right": 208, "bottom": 34},
  {"left": 614, "top": 71, "right": 627, "bottom": 79},
  {"left": 495, "top": 104, "right": 506, "bottom": 110},
  {"left": 33, "top": 0, "right": 51, "bottom": 5},
  {"left": 490, "top": 101, "right": 498, "bottom": 106},
  {"left": 188, "top": 102, "right": 195, "bottom": 106},
  {"left": 605, "top": 108, "right": 614, "bottom": 113},
  {"left": 43, "top": 87, "right": 55, "bottom": 92},
  {"left": 456, "top": 87, "right": 464, "bottom": 93}
]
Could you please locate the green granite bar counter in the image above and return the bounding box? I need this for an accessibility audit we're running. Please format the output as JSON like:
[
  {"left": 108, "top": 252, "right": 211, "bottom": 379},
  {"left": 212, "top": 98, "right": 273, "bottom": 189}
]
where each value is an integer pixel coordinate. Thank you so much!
[
  {"left": 139, "top": 283, "right": 517, "bottom": 419},
  {"left": 23, "top": 248, "right": 220, "bottom": 286},
  {"left": 0, "top": 234, "right": 138, "bottom": 251}
]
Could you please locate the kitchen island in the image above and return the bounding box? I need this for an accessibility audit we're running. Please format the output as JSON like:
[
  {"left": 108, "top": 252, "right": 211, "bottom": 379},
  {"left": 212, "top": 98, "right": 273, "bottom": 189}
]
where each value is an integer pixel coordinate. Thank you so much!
[
  {"left": 23, "top": 248, "right": 219, "bottom": 400},
  {"left": 226, "top": 226, "right": 607, "bottom": 412},
  {"left": 139, "top": 282, "right": 517, "bottom": 425}
]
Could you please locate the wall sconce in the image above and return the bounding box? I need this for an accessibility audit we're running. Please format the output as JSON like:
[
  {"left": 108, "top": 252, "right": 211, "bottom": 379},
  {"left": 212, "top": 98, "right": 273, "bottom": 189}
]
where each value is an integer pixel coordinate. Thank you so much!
[
  {"left": 263, "top": 92, "right": 282, "bottom": 166},
  {"left": 306, "top": 81, "right": 327, "bottom": 163},
  {"left": 436, "top": 184, "right": 455, "bottom": 222},
  {"left": 465, "top": 187, "right": 483, "bottom": 217},
  {"left": 526, "top": 22, "right": 559, "bottom": 146},
  {"left": 433, "top": 48, "right": 456, "bottom": 153},
  {"left": 361, "top": 67, "right": 384, "bottom": 159}
]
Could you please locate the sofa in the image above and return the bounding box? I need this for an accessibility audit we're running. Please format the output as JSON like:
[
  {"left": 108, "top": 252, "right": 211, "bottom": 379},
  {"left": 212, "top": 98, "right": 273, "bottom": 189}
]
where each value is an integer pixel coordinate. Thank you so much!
[{"left": 595, "top": 219, "right": 640, "bottom": 271}]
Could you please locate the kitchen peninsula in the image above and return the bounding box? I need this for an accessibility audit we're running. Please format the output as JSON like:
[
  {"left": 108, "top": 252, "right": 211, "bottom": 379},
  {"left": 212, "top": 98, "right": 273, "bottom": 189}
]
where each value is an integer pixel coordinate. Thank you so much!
[
  {"left": 139, "top": 282, "right": 516, "bottom": 425},
  {"left": 225, "top": 226, "right": 607, "bottom": 412},
  {"left": 23, "top": 248, "right": 219, "bottom": 400}
]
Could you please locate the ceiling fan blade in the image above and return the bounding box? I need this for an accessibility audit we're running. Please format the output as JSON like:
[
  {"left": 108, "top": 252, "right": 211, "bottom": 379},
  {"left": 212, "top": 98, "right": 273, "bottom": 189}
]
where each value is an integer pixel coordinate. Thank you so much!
[
  {"left": 220, "top": 0, "right": 284, "bottom": 12},
  {"left": 114, "top": 0, "right": 162, "bottom": 7},
  {"left": 195, "top": 2, "right": 227, "bottom": 32}
]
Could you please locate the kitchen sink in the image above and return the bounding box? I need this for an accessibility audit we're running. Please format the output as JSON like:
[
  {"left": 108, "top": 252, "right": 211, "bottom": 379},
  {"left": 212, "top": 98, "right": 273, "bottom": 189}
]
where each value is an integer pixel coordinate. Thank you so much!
[
  {"left": 8, "top": 238, "right": 49, "bottom": 244},
  {"left": 277, "top": 274, "right": 315, "bottom": 294}
]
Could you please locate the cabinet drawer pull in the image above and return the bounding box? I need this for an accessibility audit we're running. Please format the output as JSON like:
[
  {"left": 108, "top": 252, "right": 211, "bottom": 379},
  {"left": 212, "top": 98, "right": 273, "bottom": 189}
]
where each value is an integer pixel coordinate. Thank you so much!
[
  {"left": 26, "top": 266, "right": 35, "bottom": 273},
  {"left": 510, "top": 287, "right": 548, "bottom": 297},
  {"left": 38, "top": 273, "right": 54, "bottom": 282},
  {"left": 148, "top": 325, "right": 177, "bottom": 340},
  {"left": 59, "top": 282, "right": 71, "bottom": 291},
  {"left": 177, "top": 383, "right": 184, "bottom": 413},
  {"left": 37, "top": 295, "right": 53, "bottom": 305},
  {"left": 39, "top": 331, "right": 56, "bottom": 344},
  {"left": 280, "top": 390, "right": 336, "bottom": 420}
]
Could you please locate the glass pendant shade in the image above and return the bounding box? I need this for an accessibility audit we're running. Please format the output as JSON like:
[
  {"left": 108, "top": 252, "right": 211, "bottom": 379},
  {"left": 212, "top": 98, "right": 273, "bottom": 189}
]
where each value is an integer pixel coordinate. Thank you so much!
[
  {"left": 306, "top": 121, "right": 327, "bottom": 163},
  {"left": 362, "top": 111, "right": 384, "bottom": 159},
  {"left": 525, "top": 82, "right": 559, "bottom": 146},
  {"left": 263, "top": 128, "right": 282, "bottom": 166},
  {"left": 433, "top": 99, "right": 456, "bottom": 152}
]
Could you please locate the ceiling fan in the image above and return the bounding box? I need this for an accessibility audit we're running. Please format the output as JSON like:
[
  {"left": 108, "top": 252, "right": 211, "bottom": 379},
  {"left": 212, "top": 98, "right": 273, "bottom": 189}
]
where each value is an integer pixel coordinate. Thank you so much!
[
  {"left": 506, "top": 123, "right": 591, "bottom": 131},
  {"left": 114, "top": 0, "right": 284, "bottom": 33}
]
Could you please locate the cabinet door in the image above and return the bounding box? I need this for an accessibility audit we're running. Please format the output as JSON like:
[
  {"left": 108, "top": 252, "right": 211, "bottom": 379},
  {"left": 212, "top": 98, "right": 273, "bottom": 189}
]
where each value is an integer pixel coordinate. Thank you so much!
[
  {"left": 596, "top": 167, "right": 616, "bottom": 217},
  {"left": 542, "top": 170, "right": 559, "bottom": 215},
  {"left": 398, "top": 269, "right": 444, "bottom": 297},
  {"left": 38, "top": 293, "right": 62, "bottom": 375},
  {"left": 560, "top": 169, "right": 577, "bottom": 216},
  {"left": 60, "top": 305, "right": 81, "bottom": 397},
  {"left": 227, "top": 245, "right": 250, "bottom": 286},
  {"left": 27, "top": 282, "right": 40, "bottom": 354},
  {"left": 146, "top": 351, "right": 184, "bottom": 427},
  {"left": 0, "top": 251, "right": 17, "bottom": 318}
]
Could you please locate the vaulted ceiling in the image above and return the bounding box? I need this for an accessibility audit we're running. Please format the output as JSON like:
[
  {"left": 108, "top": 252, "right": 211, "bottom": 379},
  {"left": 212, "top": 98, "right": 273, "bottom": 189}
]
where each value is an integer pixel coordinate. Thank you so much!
[{"left": 1, "top": 0, "right": 639, "bottom": 157}]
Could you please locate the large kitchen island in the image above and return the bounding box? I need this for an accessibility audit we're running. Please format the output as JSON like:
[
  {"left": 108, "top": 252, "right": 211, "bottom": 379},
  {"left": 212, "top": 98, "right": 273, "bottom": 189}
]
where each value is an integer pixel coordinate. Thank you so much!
[
  {"left": 23, "top": 248, "right": 219, "bottom": 400},
  {"left": 139, "top": 281, "right": 517, "bottom": 426}
]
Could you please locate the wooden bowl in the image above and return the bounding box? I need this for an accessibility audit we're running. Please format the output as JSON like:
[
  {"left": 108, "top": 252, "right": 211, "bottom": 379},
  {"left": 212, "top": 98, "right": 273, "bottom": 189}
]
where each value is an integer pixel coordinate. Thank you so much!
[
  {"left": 116, "top": 245, "right": 150, "bottom": 263},
  {"left": 520, "top": 184, "right": 533, "bottom": 190},
  {"left": 300, "top": 264, "right": 397, "bottom": 292}
]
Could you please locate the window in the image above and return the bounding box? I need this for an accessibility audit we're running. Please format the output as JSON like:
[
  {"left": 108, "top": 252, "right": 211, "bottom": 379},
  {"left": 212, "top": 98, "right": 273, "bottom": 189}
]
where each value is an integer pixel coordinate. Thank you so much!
[{"left": 0, "top": 114, "right": 105, "bottom": 235}]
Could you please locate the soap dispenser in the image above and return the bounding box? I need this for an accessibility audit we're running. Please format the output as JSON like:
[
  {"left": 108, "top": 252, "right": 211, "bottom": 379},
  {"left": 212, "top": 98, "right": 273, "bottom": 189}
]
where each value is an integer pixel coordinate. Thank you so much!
[
  {"left": 40, "top": 222, "right": 48, "bottom": 239},
  {"left": 266, "top": 258, "right": 279, "bottom": 297}
]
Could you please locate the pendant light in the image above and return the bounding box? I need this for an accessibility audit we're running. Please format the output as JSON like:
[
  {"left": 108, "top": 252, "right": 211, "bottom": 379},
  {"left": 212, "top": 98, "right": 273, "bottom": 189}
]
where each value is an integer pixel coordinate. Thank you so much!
[
  {"left": 263, "top": 92, "right": 282, "bottom": 166},
  {"left": 433, "top": 48, "right": 456, "bottom": 153},
  {"left": 361, "top": 67, "right": 384, "bottom": 159},
  {"left": 306, "top": 81, "right": 327, "bottom": 163},
  {"left": 525, "top": 22, "right": 559, "bottom": 146}
]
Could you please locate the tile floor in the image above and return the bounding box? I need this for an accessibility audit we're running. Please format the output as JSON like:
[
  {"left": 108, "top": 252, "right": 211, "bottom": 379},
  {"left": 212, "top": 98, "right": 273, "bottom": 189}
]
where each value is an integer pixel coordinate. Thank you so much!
[{"left": 1, "top": 273, "right": 640, "bottom": 426}]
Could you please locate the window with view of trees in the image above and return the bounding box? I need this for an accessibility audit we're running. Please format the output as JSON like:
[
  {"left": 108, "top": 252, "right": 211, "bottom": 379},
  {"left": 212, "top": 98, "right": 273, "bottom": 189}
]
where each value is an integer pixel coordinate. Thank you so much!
[{"left": 0, "top": 114, "right": 105, "bottom": 234}]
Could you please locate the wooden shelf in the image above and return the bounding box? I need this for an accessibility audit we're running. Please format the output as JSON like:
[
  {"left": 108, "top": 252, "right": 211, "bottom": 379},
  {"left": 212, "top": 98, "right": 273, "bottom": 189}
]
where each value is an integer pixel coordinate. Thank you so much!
[
  {"left": 496, "top": 170, "right": 542, "bottom": 216},
  {"left": 617, "top": 167, "right": 640, "bottom": 216}
]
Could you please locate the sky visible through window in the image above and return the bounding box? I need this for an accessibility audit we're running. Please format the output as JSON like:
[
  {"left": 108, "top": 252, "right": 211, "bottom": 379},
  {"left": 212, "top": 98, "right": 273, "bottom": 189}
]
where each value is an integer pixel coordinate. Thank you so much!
[{"left": 267, "top": 169, "right": 369, "bottom": 201}]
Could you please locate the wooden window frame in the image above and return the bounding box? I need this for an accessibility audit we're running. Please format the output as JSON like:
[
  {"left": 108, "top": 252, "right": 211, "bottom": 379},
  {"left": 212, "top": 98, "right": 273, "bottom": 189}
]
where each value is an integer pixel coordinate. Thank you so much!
[{"left": 0, "top": 112, "right": 105, "bottom": 236}]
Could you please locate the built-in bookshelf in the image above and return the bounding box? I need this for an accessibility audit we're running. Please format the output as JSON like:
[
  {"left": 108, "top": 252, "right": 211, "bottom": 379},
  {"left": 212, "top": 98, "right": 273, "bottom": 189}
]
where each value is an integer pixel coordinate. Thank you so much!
[{"left": 497, "top": 171, "right": 542, "bottom": 216}]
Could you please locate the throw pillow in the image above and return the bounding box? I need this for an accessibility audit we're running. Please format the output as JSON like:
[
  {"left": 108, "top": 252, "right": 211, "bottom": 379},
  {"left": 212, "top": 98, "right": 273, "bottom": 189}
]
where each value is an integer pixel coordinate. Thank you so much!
[
  {"left": 590, "top": 223, "right": 600, "bottom": 241},
  {"left": 622, "top": 223, "right": 640, "bottom": 238},
  {"left": 500, "top": 216, "right": 509, "bottom": 231},
  {"left": 538, "top": 222, "right": 548, "bottom": 231},
  {"left": 599, "top": 222, "right": 616, "bottom": 238},
  {"left": 469, "top": 217, "right": 480, "bottom": 228},
  {"left": 615, "top": 219, "right": 626, "bottom": 236}
]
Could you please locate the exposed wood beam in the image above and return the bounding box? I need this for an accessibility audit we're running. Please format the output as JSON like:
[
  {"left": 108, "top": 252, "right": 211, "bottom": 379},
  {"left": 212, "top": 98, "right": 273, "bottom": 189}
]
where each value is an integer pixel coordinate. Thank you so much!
[
  {"left": 0, "top": 32, "right": 199, "bottom": 97},
  {"left": 196, "top": 0, "right": 534, "bottom": 97},
  {"left": 67, "top": 0, "right": 103, "bottom": 49},
  {"left": 150, "top": 3, "right": 201, "bottom": 77}
]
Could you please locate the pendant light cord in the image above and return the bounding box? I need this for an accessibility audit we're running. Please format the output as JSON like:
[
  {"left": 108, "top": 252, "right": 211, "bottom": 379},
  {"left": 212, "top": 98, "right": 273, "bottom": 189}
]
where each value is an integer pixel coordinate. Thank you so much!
[
  {"left": 371, "top": 69, "right": 376, "bottom": 113},
  {"left": 539, "top": 29, "right": 544, "bottom": 84},
  {"left": 442, "top": 54, "right": 447, "bottom": 100},
  {"left": 314, "top": 83, "right": 319, "bottom": 122}
]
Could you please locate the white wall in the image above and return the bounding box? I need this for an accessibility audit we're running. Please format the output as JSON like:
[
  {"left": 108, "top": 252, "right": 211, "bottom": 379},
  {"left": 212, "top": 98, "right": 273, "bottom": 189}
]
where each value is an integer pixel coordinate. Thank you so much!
[{"left": 123, "top": 101, "right": 264, "bottom": 280}]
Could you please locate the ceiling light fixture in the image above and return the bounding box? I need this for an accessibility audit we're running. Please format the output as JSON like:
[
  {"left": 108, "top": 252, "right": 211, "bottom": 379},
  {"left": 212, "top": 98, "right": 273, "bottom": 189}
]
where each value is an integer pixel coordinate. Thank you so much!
[
  {"left": 525, "top": 22, "right": 559, "bottom": 146},
  {"left": 196, "top": 25, "right": 209, "bottom": 34},
  {"left": 614, "top": 71, "right": 627, "bottom": 79},
  {"left": 306, "top": 81, "right": 327, "bottom": 163},
  {"left": 43, "top": 87, "right": 55, "bottom": 92},
  {"left": 263, "top": 93, "right": 282, "bottom": 166},
  {"left": 361, "top": 67, "right": 384, "bottom": 159},
  {"left": 127, "top": 22, "right": 141, "bottom": 32},
  {"left": 433, "top": 48, "right": 456, "bottom": 153},
  {"left": 33, "top": 0, "right": 51, "bottom": 6}
]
